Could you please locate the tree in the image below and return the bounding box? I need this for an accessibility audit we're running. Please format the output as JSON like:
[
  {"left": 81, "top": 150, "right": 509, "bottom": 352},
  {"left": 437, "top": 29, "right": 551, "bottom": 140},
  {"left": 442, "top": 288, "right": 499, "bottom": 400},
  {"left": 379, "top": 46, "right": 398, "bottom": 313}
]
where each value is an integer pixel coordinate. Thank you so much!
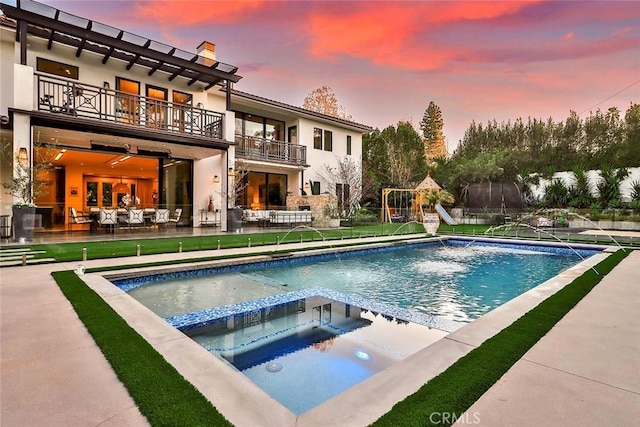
[
  {"left": 318, "top": 155, "right": 368, "bottom": 216},
  {"left": 302, "top": 86, "right": 352, "bottom": 120},
  {"left": 225, "top": 161, "right": 250, "bottom": 208},
  {"left": 1, "top": 142, "right": 54, "bottom": 206},
  {"left": 419, "top": 189, "right": 455, "bottom": 213},
  {"left": 362, "top": 122, "right": 427, "bottom": 206},
  {"left": 419, "top": 101, "right": 447, "bottom": 164}
]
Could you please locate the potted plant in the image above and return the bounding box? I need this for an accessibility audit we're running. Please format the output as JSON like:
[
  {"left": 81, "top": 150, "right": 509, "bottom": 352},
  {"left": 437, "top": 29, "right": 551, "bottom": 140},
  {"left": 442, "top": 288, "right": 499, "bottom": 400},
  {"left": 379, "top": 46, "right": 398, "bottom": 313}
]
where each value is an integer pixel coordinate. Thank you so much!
[
  {"left": 324, "top": 203, "right": 341, "bottom": 228},
  {"left": 1, "top": 144, "right": 53, "bottom": 241}
]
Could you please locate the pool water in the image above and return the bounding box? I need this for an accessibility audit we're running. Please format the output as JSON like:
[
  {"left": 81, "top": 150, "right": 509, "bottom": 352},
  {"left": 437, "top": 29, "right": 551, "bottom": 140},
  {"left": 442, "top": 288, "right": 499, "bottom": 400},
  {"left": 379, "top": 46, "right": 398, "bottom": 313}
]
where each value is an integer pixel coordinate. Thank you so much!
[
  {"left": 127, "top": 242, "right": 591, "bottom": 323},
  {"left": 185, "top": 296, "right": 446, "bottom": 414},
  {"left": 116, "top": 240, "right": 598, "bottom": 414}
]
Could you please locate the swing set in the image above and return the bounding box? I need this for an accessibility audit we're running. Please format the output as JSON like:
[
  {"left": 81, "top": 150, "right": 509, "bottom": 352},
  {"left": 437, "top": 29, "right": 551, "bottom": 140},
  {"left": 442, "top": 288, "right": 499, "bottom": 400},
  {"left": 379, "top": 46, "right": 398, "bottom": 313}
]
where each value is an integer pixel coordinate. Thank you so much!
[
  {"left": 382, "top": 188, "right": 428, "bottom": 223},
  {"left": 382, "top": 176, "right": 450, "bottom": 224}
]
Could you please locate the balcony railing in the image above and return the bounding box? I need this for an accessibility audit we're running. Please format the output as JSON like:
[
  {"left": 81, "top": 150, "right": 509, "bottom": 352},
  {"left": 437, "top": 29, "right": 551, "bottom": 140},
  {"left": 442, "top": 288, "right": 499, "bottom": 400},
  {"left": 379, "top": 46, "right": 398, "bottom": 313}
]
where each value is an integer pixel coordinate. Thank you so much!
[
  {"left": 36, "top": 74, "right": 223, "bottom": 139},
  {"left": 235, "top": 135, "right": 307, "bottom": 166}
]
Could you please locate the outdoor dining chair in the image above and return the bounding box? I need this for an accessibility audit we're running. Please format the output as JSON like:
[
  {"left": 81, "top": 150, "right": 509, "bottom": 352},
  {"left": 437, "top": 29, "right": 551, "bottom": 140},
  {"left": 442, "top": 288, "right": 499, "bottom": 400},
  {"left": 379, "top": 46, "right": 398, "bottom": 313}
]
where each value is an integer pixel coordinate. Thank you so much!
[
  {"left": 124, "top": 208, "right": 145, "bottom": 231},
  {"left": 98, "top": 208, "right": 118, "bottom": 233},
  {"left": 151, "top": 208, "right": 170, "bottom": 228}
]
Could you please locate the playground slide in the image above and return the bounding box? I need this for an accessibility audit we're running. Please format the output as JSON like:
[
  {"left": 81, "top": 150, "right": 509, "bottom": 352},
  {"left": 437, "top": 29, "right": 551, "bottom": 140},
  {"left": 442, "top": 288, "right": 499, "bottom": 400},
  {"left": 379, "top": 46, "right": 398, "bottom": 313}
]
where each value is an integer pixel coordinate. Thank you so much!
[{"left": 435, "top": 204, "right": 457, "bottom": 226}]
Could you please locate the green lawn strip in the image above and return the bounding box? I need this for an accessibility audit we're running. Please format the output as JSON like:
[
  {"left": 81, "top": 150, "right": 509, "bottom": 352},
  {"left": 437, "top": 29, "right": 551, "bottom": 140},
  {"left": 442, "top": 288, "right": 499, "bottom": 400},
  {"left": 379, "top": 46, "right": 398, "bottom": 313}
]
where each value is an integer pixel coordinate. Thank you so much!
[
  {"left": 372, "top": 248, "right": 631, "bottom": 427},
  {"left": 52, "top": 270, "right": 232, "bottom": 427}
]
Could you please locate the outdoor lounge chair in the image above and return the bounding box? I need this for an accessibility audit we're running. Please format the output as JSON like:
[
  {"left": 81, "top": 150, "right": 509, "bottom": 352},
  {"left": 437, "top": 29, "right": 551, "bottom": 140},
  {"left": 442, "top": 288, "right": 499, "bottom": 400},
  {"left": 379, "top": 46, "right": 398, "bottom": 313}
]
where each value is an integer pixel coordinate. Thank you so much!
[
  {"left": 168, "top": 208, "right": 182, "bottom": 227},
  {"left": 68, "top": 207, "right": 92, "bottom": 231}
]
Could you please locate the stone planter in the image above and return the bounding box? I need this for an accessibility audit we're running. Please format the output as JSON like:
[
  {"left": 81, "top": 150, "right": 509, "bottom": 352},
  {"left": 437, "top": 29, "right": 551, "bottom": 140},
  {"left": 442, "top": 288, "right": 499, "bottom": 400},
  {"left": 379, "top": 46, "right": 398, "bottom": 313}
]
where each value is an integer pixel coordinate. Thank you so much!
[
  {"left": 423, "top": 213, "right": 440, "bottom": 235},
  {"left": 12, "top": 205, "right": 37, "bottom": 242},
  {"left": 328, "top": 218, "right": 341, "bottom": 228}
]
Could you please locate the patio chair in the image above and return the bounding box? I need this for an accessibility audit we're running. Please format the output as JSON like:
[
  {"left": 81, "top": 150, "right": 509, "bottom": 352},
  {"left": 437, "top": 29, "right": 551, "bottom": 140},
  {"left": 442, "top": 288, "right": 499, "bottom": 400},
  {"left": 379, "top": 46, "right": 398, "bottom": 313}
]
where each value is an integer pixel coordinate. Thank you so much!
[
  {"left": 151, "top": 208, "right": 170, "bottom": 228},
  {"left": 168, "top": 208, "right": 182, "bottom": 227},
  {"left": 124, "top": 208, "right": 145, "bottom": 231},
  {"left": 98, "top": 208, "right": 118, "bottom": 233},
  {"left": 68, "top": 207, "right": 92, "bottom": 231}
]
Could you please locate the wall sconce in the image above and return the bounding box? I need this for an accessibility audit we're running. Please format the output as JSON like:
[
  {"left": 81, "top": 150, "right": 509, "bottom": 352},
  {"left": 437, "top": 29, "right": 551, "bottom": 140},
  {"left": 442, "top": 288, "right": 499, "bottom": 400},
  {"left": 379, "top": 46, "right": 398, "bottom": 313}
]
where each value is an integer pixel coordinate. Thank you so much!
[
  {"left": 212, "top": 175, "right": 220, "bottom": 183},
  {"left": 197, "top": 102, "right": 204, "bottom": 109},
  {"left": 228, "top": 167, "right": 235, "bottom": 177},
  {"left": 18, "top": 148, "right": 29, "bottom": 166},
  {"left": 303, "top": 182, "right": 310, "bottom": 191},
  {"left": 103, "top": 81, "right": 110, "bottom": 90}
]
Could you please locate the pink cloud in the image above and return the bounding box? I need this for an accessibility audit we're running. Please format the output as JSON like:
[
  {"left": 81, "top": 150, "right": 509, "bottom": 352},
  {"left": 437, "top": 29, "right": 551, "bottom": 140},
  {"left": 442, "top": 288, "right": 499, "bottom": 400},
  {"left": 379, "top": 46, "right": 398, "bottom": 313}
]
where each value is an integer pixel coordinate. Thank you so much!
[
  {"left": 305, "top": 1, "right": 639, "bottom": 72},
  {"left": 305, "top": 2, "right": 537, "bottom": 70},
  {"left": 133, "top": 0, "right": 267, "bottom": 25},
  {"left": 611, "top": 26, "right": 634, "bottom": 37}
]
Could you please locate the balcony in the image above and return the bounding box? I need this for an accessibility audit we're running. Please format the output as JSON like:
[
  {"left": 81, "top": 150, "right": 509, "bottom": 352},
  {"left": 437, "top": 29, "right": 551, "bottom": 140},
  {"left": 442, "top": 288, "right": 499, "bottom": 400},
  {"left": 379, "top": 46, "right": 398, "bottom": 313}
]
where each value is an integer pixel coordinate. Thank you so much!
[
  {"left": 235, "top": 134, "right": 307, "bottom": 167},
  {"left": 36, "top": 74, "right": 223, "bottom": 139}
]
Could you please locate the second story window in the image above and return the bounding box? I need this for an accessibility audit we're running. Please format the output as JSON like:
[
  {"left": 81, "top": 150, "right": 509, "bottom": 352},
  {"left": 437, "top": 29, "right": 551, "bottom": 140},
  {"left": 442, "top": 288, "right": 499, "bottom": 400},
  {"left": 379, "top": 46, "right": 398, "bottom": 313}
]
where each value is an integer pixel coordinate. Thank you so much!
[
  {"left": 37, "top": 57, "right": 79, "bottom": 80},
  {"left": 146, "top": 85, "right": 168, "bottom": 129},
  {"left": 116, "top": 77, "right": 140, "bottom": 125},
  {"left": 314, "top": 128, "right": 333, "bottom": 151},
  {"left": 314, "top": 128, "right": 322, "bottom": 150},
  {"left": 173, "top": 91, "right": 192, "bottom": 132},
  {"left": 346, "top": 135, "right": 352, "bottom": 155},
  {"left": 324, "top": 130, "right": 333, "bottom": 152}
]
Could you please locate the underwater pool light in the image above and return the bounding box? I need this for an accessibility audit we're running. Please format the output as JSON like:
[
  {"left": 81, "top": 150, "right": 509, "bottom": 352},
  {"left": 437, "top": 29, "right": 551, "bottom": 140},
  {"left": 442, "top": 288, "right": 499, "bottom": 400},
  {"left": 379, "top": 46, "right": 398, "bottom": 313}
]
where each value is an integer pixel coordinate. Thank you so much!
[
  {"left": 354, "top": 349, "right": 371, "bottom": 361},
  {"left": 265, "top": 362, "right": 283, "bottom": 372}
]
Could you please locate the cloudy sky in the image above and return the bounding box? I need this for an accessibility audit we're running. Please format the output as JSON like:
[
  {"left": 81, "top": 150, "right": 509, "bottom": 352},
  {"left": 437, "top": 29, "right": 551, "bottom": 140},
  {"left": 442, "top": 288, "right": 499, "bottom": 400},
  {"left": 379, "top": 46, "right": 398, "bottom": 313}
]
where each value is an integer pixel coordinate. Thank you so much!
[{"left": 42, "top": 0, "right": 640, "bottom": 152}]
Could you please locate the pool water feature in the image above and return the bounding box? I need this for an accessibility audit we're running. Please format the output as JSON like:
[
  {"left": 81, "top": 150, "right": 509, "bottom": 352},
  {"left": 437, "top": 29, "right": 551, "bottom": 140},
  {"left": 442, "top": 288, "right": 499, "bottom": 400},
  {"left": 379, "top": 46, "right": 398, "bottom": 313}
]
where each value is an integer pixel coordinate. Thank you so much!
[{"left": 183, "top": 295, "right": 446, "bottom": 415}]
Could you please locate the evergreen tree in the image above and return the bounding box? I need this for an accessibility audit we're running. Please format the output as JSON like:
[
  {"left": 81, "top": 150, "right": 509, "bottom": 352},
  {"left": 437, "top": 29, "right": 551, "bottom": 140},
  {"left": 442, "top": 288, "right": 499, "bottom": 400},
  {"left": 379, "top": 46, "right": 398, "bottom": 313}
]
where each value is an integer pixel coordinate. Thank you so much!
[{"left": 419, "top": 101, "right": 447, "bottom": 164}]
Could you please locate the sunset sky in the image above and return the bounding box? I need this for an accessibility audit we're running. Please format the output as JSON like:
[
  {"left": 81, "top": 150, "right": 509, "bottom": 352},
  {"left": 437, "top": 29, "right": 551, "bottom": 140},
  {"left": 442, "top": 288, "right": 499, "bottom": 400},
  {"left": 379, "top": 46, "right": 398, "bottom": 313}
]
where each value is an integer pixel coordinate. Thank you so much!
[{"left": 42, "top": 0, "right": 640, "bottom": 152}]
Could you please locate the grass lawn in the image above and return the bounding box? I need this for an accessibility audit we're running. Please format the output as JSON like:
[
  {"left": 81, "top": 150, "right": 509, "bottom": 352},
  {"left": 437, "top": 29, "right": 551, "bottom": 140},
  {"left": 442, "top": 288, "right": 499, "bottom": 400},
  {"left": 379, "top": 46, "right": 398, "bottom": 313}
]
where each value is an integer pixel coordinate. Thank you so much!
[
  {"left": 51, "top": 238, "right": 630, "bottom": 426},
  {"left": 52, "top": 269, "right": 233, "bottom": 427}
]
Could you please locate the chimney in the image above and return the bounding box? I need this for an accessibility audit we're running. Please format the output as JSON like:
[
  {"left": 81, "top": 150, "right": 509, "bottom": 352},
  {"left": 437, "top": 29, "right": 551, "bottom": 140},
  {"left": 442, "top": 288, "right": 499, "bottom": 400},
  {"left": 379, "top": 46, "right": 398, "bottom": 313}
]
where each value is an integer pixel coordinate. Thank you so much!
[{"left": 197, "top": 41, "right": 216, "bottom": 66}]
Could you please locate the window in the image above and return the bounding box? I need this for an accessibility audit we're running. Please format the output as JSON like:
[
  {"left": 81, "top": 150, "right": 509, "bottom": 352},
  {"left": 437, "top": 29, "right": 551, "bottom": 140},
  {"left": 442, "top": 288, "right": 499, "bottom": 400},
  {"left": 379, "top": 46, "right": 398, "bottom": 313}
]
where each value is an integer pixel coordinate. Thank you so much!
[
  {"left": 311, "top": 181, "right": 320, "bottom": 195},
  {"left": 37, "top": 57, "right": 79, "bottom": 80},
  {"left": 146, "top": 85, "right": 168, "bottom": 129},
  {"left": 336, "top": 183, "right": 350, "bottom": 211},
  {"left": 116, "top": 77, "right": 140, "bottom": 124},
  {"left": 288, "top": 126, "right": 297, "bottom": 144},
  {"left": 172, "top": 91, "right": 192, "bottom": 132},
  {"left": 324, "top": 130, "right": 333, "bottom": 152},
  {"left": 242, "top": 172, "right": 288, "bottom": 209},
  {"left": 346, "top": 135, "right": 352, "bottom": 155},
  {"left": 234, "top": 112, "right": 285, "bottom": 140},
  {"left": 313, "top": 128, "right": 322, "bottom": 150}
]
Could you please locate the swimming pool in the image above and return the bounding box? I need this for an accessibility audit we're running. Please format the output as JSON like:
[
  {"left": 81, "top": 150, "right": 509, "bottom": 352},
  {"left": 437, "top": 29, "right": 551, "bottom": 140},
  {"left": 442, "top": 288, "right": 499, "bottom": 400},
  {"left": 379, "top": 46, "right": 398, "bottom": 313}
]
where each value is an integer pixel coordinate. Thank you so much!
[
  {"left": 107, "top": 238, "right": 602, "bottom": 417},
  {"left": 117, "top": 239, "right": 599, "bottom": 324}
]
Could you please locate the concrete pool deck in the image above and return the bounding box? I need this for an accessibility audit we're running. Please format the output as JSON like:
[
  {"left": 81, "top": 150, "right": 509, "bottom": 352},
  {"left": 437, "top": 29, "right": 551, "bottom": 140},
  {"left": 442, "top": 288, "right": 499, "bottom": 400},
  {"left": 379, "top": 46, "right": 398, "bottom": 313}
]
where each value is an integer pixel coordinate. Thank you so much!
[{"left": 0, "top": 237, "right": 638, "bottom": 426}]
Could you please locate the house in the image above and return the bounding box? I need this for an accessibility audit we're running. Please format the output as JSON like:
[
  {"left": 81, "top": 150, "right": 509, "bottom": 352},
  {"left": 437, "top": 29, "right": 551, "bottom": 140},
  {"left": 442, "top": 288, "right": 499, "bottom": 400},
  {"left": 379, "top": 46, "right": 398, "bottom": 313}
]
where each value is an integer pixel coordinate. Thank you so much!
[{"left": 0, "top": 0, "right": 371, "bottom": 232}]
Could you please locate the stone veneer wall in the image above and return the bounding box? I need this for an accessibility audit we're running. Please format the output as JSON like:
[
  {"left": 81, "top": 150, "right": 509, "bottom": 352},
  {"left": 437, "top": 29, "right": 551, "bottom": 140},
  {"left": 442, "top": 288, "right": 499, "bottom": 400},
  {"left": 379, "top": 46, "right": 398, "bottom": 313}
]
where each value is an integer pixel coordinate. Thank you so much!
[{"left": 287, "top": 194, "right": 337, "bottom": 227}]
